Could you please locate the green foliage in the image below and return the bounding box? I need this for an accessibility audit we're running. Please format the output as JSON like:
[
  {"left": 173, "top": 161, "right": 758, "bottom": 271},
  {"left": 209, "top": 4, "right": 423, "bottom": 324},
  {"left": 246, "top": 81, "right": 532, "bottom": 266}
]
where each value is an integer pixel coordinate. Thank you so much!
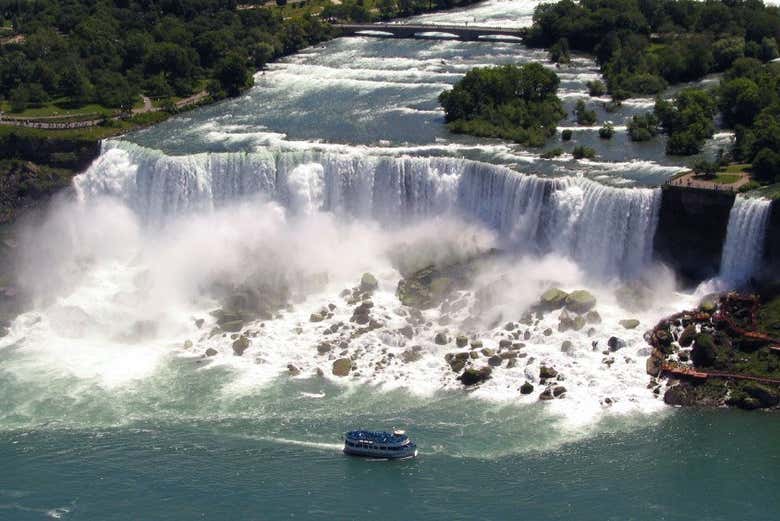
[
  {"left": 752, "top": 148, "right": 780, "bottom": 183},
  {"left": 561, "top": 129, "right": 572, "bottom": 141},
  {"left": 586, "top": 80, "right": 606, "bottom": 97},
  {"left": 627, "top": 112, "right": 659, "bottom": 142},
  {"left": 526, "top": 0, "right": 780, "bottom": 97},
  {"left": 655, "top": 89, "right": 716, "bottom": 155},
  {"left": 0, "top": 1, "right": 334, "bottom": 113},
  {"left": 572, "top": 145, "right": 595, "bottom": 160},
  {"left": 541, "top": 147, "right": 564, "bottom": 158},
  {"left": 693, "top": 159, "right": 718, "bottom": 177},
  {"left": 598, "top": 122, "right": 614, "bottom": 139},
  {"left": 574, "top": 99, "right": 596, "bottom": 125},
  {"left": 439, "top": 63, "right": 565, "bottom": 146},
  {"left": 549, "top": 38, "right": 570, "bottom": 64}
]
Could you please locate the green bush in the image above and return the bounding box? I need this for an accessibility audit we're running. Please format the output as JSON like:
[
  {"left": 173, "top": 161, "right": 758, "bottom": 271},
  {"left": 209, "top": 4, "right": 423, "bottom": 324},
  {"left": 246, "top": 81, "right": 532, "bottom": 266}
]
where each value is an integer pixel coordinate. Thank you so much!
[
  {"left": 541, "top": 147, "right": 564, "bottom": 158},
  {"left": 628, "top": 113, "right": 659, "bottom": 142},
  {"left": 561, "top": 129, "right": 573, "bottom": 141},
  {"left": 586, "top": 80, "right": 606, "bottom": 97},
  {"left": 575, "top": 99, "right": 596, "bottom": 125},
  {"left": 572, "top": 145, "right": 596, "bottom": 160},
  {"left": 598, "top": 123, "right": 615, "bottom": 139}
]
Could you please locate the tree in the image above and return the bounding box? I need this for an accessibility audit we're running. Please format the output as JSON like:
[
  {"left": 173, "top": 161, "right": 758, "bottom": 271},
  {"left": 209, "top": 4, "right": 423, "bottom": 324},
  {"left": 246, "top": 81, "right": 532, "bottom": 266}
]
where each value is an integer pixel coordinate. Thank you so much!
[
  {"left": 215, "top": 53, "right": 252, "bottom": 97},
  {"left": 752, "top": 148, "right": 780, "bottom": 183}
]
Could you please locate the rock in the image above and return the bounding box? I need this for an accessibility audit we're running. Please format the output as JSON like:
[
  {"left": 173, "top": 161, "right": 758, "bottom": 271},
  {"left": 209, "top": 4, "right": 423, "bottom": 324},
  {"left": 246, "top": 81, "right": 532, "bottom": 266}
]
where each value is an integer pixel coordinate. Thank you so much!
[
  {"left": 558, "top": 311, "right": 574, "bottom": 332},
  {"left": 309, "top": 312, "right": 325, "bottom": 323},
  {"left": 449, "top": 358, "right": 467, "bottom": 372},
  {"left": 504, "top": 322, "right": 516, "bottom": 331},
  {"left": 663, "top": 384, "right": 697, "bottom": 406},
  {"left": 399, "top": 325, "right": 414, "bottom": 339},
  {"left": 317, "top": 342, "right": 332, "bottom": 354},
  {"left": 646, "top": 350, "right": 664, "bottom": 375},
  {"left": 487, "top": 355, "right": 503, "bottom": 367},
  {"left": 587, "top": 327, "right": 597, "bottom": 337},
  {"left": 543, "top": 328, "right": 553, "bottom": 336},
  {"left": 743, "top": 383, "right": 780, "bottom": 408},
  {"left": 539, "top": 388, "right": 554, "bottom": 400},
  {"left": 561, "top": 340, "right": 573, "bottom": 353},
  {"left": 287, "top": 364, "right": 301, "bottom": 376},
  {"left": 205, "top": 348, "right": 218, "bottom": 357},
  {"left": 434, "top": 332, "right": 449, "bottom": 345},
  {"left": 607, "top": 336, "right": 626, "bottom": 352},
  {"left": 691, "top": 333, "right": 716, "bottom": 366},
  {"left": 540, "top": 288, "right": 568, "bottom": 310},
  {"left": 619, "top": 319, "right": 640, "bottom": 329},
  {"left": 523, "top": 330, "right": 531, "bottom": 340},
  {"left": 470, "top": 340, "right": 483, "bottom": 349},
  {"left": 360, "top": 272, "right": 378, "bottom": 292},
  {"left": 221, "top": 319, "right": 244, "bottom": 332},
  {"left": 699, "top": 298, "right": 717, "bottom": 313},
  {"left": 232, "top": 335, "right": 250, "bottom": 356},
  {"left": 470, "top": 351, "right": 479, "bottom": 359},
  {"left": 573, "top": 315, "right": 586, "bottom": 331},
  {"left": 456, "top": 335, "right": 468, "bottom": 347},
  {"left": 655, "top": 329, "right": 673, "bottom": 348},
  {"left": 679, "top": 325, "right": 697, "bottom": 347},
  {"left": 585, "top": 311, "right": 601, "bottom": 324},
  {"left": 332, "top": 358, "right": 352, "bottom": 377},
  {"left": 565, "top": 290, "right": 597, "bottom": 313},
  {"left": 183, "top": 339, "right": 193, "bottom": 349},
  {"left": 458, "top": 366, "right": 492, "bottom": 386},
  {"left": 316, "top": 367, "right": 324, "bottom": 377},
  {"left": 402, "top": 350, "right": 422, "bottom": 363},
  {"left": 539, "top": 365, "right": 558, "bottom": 379},
  {"left": 195, "top": 318, "right": 205, "bottom": 329},
  {"left": 602, "top": 356, "right": 615, "bottom": 367},
  {"left": 552, "top": 385, "right": 567, "bottom": 397},
  {"left": 498, "top": 339, "right": 512, "bottom": 349},
  {"left": 520, "top": 382, "right": 534, "bottom": 394},
  {"left": 480, "top": 348, "right": 495, "bottom": 357}
]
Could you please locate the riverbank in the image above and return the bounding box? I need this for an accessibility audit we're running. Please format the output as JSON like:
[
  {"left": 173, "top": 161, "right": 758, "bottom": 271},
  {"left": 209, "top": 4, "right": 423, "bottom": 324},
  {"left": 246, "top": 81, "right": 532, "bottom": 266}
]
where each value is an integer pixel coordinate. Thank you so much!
[{"left": 647, "top": 291, "right": 780, "bottom": 410}]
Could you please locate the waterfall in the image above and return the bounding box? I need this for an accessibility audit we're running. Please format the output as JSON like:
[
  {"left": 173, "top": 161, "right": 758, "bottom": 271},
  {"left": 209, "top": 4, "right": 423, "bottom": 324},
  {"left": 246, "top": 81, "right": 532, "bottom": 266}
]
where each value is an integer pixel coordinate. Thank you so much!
[
  {"left": 719, "top": 196, "right": 771, "bottom": 285},
  {"left": 74, "top": 140, "right": 662, "bottom": 280}
]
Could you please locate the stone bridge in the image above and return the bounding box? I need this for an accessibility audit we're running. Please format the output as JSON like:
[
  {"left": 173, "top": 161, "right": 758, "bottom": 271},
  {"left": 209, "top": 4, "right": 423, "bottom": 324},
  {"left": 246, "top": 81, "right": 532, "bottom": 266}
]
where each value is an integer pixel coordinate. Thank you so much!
[{"left": 333, "top": 23, "right": 524, "bottom": 42}]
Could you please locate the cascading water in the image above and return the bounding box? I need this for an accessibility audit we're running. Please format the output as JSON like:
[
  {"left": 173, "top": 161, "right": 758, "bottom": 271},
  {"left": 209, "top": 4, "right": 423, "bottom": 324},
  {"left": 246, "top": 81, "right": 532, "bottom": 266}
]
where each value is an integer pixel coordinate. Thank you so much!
[
  {"left": 76, "top": 140, "right": 661, "bottom": 281},
  {"left": 719, "top": 196, "right": 771, "bottom": 285}
]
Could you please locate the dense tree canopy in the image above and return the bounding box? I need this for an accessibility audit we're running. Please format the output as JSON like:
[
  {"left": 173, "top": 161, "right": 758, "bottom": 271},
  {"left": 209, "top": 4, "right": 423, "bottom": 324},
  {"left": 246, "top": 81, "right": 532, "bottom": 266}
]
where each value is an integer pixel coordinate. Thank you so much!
[
  {"left": 526, "top": 0, "right": 780, "bottom": 98},
  {"left": 439, "top": 63, "right": 565, "bottom": 146},
  {"left": 0, "top": 0, "right": 332, "bottom": 111}
]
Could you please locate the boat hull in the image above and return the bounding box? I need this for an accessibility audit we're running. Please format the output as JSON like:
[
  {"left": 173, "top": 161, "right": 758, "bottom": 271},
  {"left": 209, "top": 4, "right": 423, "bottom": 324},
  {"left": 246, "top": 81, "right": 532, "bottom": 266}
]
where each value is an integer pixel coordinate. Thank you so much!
[{"left": 343, "top": 446, "right": 418, "bottom": 460}]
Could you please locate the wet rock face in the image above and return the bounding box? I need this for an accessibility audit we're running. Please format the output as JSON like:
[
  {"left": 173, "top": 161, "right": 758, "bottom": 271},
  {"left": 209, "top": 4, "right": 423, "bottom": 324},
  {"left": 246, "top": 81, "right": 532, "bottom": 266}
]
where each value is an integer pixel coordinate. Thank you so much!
[
  {"left": 458, "top": 366, "right": 492, "bottom": 386},
  {"left": 360, "top": 273, "right": 378, "bottom": 292},
  {"left": 332, "top": 358, "right": 352, "bottom": 377},
  {"left": 232, "top": 335, "right": 250, "bottom": 356},
  {"left": 564, "top": 290, "right": 597, "bottom": 314},
  {"left": 653, "top": 186, "right": 734, "bottom": 284},
  {"left": 540, "top": 288, "right": 568, "bottom": 310}
]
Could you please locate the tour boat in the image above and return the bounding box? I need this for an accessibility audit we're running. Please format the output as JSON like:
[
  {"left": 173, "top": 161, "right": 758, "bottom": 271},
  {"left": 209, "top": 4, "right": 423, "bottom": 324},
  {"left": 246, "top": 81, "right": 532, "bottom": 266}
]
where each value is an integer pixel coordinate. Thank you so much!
[{"left": 343, "top": 429, "right": 418, "bottom": 459}]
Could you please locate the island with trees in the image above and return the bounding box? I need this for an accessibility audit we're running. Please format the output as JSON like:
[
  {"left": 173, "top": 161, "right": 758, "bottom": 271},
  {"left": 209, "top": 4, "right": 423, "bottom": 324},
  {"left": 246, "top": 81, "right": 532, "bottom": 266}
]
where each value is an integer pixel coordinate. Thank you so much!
[{"left": 439, "top": 63, "right": 565, "bottom": 146}]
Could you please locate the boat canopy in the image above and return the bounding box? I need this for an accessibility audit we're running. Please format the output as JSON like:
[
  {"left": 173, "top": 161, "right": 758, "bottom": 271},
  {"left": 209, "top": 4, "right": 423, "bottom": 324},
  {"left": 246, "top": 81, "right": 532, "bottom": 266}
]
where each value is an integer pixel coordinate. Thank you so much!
[{"left": 345, "top": 430, "right": 409, "bottom": 445}]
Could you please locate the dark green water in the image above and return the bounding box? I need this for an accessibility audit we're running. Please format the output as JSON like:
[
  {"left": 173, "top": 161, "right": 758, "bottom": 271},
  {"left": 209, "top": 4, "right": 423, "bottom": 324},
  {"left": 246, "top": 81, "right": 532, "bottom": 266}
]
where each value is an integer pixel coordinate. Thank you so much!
[{"left": 3, "top": 401, "right": 779, "bottom": 520}]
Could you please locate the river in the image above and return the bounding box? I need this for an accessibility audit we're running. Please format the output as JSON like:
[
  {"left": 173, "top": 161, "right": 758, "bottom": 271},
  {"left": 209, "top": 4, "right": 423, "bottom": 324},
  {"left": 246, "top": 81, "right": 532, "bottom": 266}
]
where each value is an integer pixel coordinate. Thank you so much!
[{"left": 1, "top": 2, "right": 777, "bottom": 520}]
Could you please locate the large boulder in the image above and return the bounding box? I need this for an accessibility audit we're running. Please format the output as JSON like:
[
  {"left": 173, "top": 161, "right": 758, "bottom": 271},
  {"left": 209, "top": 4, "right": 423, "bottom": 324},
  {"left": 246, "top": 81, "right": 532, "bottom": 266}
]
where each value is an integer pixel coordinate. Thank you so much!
[
  {"left": 539, "top": 365, "right": 558, "bottom": 379},
  {"left": 691, "top": 334, "right": 716, "bottom": 367},
  {"left": 619, "top": 319, "right": 640, "bottom": 329},
  {"left": 520, "top": 382, "right": 534, "bottom": 394},
  {"left": 565, "top": 290, "right": 597, "bottom": 313},
  {"left": 360, "top": 272, "right": 379, "bottom": 292},
  {"left": 458, "top": 366, "right": 492, "bottom": 386},
  {"left": 434, "top": 332, "right": 449, "bottom": 345},
  {"left": 608, "top": 336, "right": 626, "bottom": 352},
  {"left": 232, "top": 335, "right": 250, "bottom": 356},
  {"left": 540, "top": 288, "right": 568, "bottom": 310},
  {"left": 332, "top": 358, "right": 352, "bottom": 377},
  {"left": 743, "top": 383, "right": 780, "bottom": 408},
  {"left": 678, "top": 325, "right": 697, "bottom": 347}
]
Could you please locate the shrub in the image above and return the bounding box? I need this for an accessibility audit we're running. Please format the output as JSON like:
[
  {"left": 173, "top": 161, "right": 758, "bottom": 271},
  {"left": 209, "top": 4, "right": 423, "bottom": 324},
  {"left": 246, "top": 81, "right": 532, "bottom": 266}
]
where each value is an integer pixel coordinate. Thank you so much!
[
  {"left": 586, "top": 80, "right": 606, "bottom": 97},
  {"left": 628, "top": 113, "right": 659, "bottom": 142},
  {"left": 561, "top": 129, "right": 573, "bottom": 141},
  {"left": 575, "top": 99, "right": 596, "bottom": 125},
  {"left": 598, "top": 123, "right": 614, "bottom": 139},
  {"left": 541, "top": 147, "right": 564, "bottom": 158},
  {"left": 572, "top": 145, "right": 596, "bottom": 159}
]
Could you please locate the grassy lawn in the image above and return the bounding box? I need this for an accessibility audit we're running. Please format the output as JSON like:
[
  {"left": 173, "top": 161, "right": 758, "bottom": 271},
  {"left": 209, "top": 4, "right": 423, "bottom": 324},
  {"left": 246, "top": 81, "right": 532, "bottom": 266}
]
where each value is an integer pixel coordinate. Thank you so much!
[
  {"left": 712, "top": 173, "right": 742, "bottom": 185},
  {"left": 1, "top": 99, "right": 117, "bottom": 119},
  {"left": 720, "top": 163, "right": 751, "bottom": 174}
]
